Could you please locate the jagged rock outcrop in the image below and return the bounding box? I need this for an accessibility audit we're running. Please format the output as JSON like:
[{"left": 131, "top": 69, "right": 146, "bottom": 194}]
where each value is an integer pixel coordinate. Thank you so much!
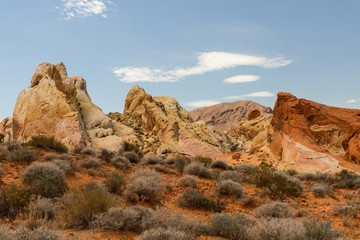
[
  {"left": 12, "top": 62, "right": 137, "bottom": 150},
  {"left": 268, "top": 92, "right": 360, "bottom": 172},
  {"left": 111, "top": 85, "right": 225, "bottom": 157},
  {"left": 189, "top": 101, "right": 273, "bottom": 152},
  {"left": 0, "top": 117, "right": 13, "bottom": 143},
  {"left": 189, "top": 101, "right": 272, "bottom": 132}
]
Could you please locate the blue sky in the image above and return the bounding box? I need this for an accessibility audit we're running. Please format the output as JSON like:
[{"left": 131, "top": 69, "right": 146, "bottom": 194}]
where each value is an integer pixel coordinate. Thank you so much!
[{"left": 1, "top": 1, "right": 360, "bottom": 119}]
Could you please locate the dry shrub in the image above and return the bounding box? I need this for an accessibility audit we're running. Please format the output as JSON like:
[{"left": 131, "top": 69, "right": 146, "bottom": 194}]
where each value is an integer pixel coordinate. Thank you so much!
[
  {"left": 104, "top": 172, "right": 126, "bottom": 195},
  {"left": 218, "top": 170, "right": 242, "bottom": 183},
  {"left": 210, "top": 160, "right": 229, "bottom": 170},
  {"left": 81, "top": 158, "right": 103, "bottom": 169},
  {"left": 123, "top": 151, "right": 141, "bottom": 163},
  {"left": 9, "top": 146, "right": 37, "bottom": 163},
  {"left": 98, "top": 148, "right": 115, "bottom": 162},
  {"left": 210, "top": 213, "right": 254, "bottom": 240},
  {"left": 184, "top": 162, "right": 213, "bottom": 179},
  {"left": 178, "top": 175, "right": 198, "bottom": 188},
  {"left": 59, "top": 182, "right": 116, "bottom": 228},
  {"left": 139, "top": 227, "right": 188, "bottom": 240},
  {"left": 173, "top": 156, "right": 191, "bottom": 172},
  {"left": 51, "top": 159, "right": 77, "bottom": 176},
  {"left": 177, "top": 189, "right": 215, "bottom": 211},
  {"left": 80, "top": 147, "right": 97, "bottom": 156},
  {"left": 110, "top": 156, "right": 130, "bottom": 169},
  {"left": 22, "top": 162, "right": 67, "bottom": 198},
  {"left": 125, "top": 169, "right": 163, "bottom": 203},
  {"left": 27, "top": 135, "right": 68, "bottom": 153},
  {"left": 0, "top": 183, "right": 31, "bottom": 218},
  {"left": 311, "top": 183, "right": 333, "bottom": 198},
  {"left": 253, "top": 201, "right": 295, "bottom": 219},
  {"left": 142, "top": 154, "right": 165, "bottom": 165},
  {"left": 216, "top": 180, "right": 245, "bottom": 198}
]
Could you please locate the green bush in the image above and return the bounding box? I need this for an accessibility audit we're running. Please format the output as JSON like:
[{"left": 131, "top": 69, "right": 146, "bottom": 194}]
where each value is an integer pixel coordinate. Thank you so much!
[
  {"left": 210, "top": 213, "right": 253, "bottom": 240},
  {"left": 139, "top": 227, "right": 188, "bottom": 240},
  {"left": 104, "top": 172, "right": 126, "bottom": 195},
  {"left": 27, "top": 136, "right": 68, "bottom": 153},
  {"left": 254, "top": 163, "right": 303, "bottom": 200},
  {"left": 0, "top": 183, "right": 31, "bottom": 218},
  {"left": 334, "top": 169, "right": 360, "bottom": 189},
  {"left": 59, "top": 182, "right": 116, "bottom": 228},
  {"left": 177, "top": 189, "right": 215, "bottom": 211},
  {"left": 123, "top": 151, "right": 141, "bottom": 163},
  {"left": 184, "top": 163, "right": 213, "bottom": 179},
  {"left": 210, "top": 160, "right": 229, "bottom": 170},
  {"left": 125, "top": 169, "right": 163, "bottom": 203},
  {"left": 22, "top": 162, "right": 67, "bottom": 198},
  {"left": 98, "top": 149, "right": 115, "bottom": 162}
]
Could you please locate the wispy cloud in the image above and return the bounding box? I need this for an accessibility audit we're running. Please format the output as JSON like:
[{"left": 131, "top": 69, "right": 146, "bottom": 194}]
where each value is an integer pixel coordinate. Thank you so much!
[
  {"left": 59, "top": 0, "right": 113, "bottom": 20},
  {"left": 224, "top": 75, "right": 260, "bottom": 84},
  {"left": 224, "top": 91, "right": 275, "bottom": 100},
  {"left": 186, "top": 100, "right": 221, "bottom": 108},
  {"left": 114, "top": 52, "right": 292, "bottom": 83},
  {"left": 346, "top": 99, "right": 357, "bottom": 103}
]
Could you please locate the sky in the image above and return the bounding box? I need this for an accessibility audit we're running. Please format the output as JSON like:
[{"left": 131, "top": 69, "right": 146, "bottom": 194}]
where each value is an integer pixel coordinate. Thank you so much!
[{"left": 1, "top": 1, "right": 360, "bottom": 119}]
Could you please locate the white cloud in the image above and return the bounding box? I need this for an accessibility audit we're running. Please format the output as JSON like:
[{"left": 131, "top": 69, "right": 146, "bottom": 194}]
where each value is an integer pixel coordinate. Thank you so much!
[
  {"left": 114, "top": 51, "right": 292, "bottom": 83},
  {"left": 186, "top": 100, "right": 221, "bottom": 108},
  {"left": 224, "top": 75, "right": 260, "bottom": 84},
  {"left": 60, "top": 0, "right": 113, "bottom": 19},
  {"left": 224, "top": 91, "right": 275, "bottom": 100},
  {"left": 246, "top": 91, "right": 275, "bottom": 97},
  {"left": 346, "top": 99, "right": 357, "bottom": 103}
]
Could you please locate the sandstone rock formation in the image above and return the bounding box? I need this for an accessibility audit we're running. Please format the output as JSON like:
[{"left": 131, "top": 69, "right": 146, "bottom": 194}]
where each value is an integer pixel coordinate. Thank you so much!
[
  {"left": 110, "top": 85, "right": 225, "bottom": 158},
  {"left": 189, "top": 101, "right": 273, "bottom": 153},
  {"left": 12, "top": 62, "right": 137, "bottom": 150},
  {"left": 268, "top": 92, "right": 360, "bottom": 172}
]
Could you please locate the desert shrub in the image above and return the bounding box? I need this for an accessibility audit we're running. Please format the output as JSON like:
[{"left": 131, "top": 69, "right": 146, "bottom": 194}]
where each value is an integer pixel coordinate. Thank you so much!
[
  {"left": 254, "top": 162, "right": 303, "bottom": 200},
  {"left": 14, "top": 226, "right": 60, "bottom": 240},
  {"left": 334, "top": 169, "right": 360, "bottom": 189},
  {"left": 125, "top": 169, "right": 163, "bottom": 203},
  {"left": 251, "top": 218, "right": 302, "bottom": 240},
  {"left": 9, "top": 146, "right": 37, "bottom": 163},
  {"left": 178, "top": 175, "right": 198, "bottom": 187},
  {"left": 332, "top": 202, "right": 360, "bottom": 218},
  {"left": 98, "top": 149, "right": 115, "bottom": 162},
  {"left": 6, "top": 141, "right": 22, "bottom": 151},
  {"left": 81, "top": 158, "right": 103, "bottom": 169},
  {"left": 194, "top": 155, "right": 213, "bottom": 167},
  {"left": 72, "top": 147, "right": 84, "bottom": 154},
  {"left": 178, "top": 188, "right": 215, "bottom": 210},
  {"left": 143, "top": 208, "right": 206, "bottom": 236},
  {"left": 0, "top": 146, "right": 8, "bottom": 160},
  {"left": 29, "top": 197, "right": 58, "bottom": 220},
  {"left": 311, "top": 183, "right": 333, "bottom": 198},
  {"left": 104, "top": 172, "right": 126, "bottom": 195},
  {"left": 297, "top": 172, "right": 334, "bottom": 184},
  {"left": 92, "top": 206, "right": 153, "bottom": 233},
  {"left": 210, "top": 213, "right": 253, "bottom": 240},
  {"left": 110, "top": 156, "right": 130, "bottom": 169},
  {"left": 121, "top": 141, "right": 142, "bottom": 156},
  {"left": 285, "top": 169, "right": 298, "bottom": 176},
  {"left": 299, "top": 218, "right": 341, "bottom": 239},
  {"left": 240, "top": 196, "right": 258, "bottom": 208},
  {"left": 139, "top": 227, "right": 188, "bottom": 240},
  {"left": 80, "top": 147, "right": 97, "bottom": 156},
  {"left": 210, "top": 160, "right": 229, "bottom": 170},
  {"left": 154, "top": 164, "right": 172, "bottom": 174},
  {"left": 184, "top": 162, "right": 213, "bottom": 179},
  {"left": 123, "top": 151, "right": 141, "bottom": 163},
  {"left": 59, "top": 182, "right": 116, "bottom": 228},
  {"left": 142, "top": 154, "right": 164, "bottom": 165},
  {"left": 236, "top": 164, "right": 257, "bottom": 183},
  {"left": 218, "top": 170, "right": 242, "bottom": 183},
  {"left": 27, "top": 136, "right": 68, "bottom": 153},
  {"left": 22, "top": 162, "right": 67, "bottom": 198},
  {"left": 0, "top": 166, "right": 4, "bottom": 177},
  {"left": 0, "top": 225, "right": 15, "bottom": 240},
  {"left": 216, "top": 180, "right": 245, "bottom": 198},
  {"left": 173, "top": 156, "right": 191, "bottom": 172},
  {"left": 51, "top": 159, "right": 76, "bottom": 176},
  {"left": 253, "top": 201, "right": 295, "bottom": 218},
  {"left": 0, "top": 183, "right": 31, "bottom": 218}
]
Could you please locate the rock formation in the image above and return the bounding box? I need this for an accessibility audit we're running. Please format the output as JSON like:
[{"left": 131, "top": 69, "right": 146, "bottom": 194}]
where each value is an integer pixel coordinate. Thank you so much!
[
  {"left": 12, "top": 62, "right": 137, "bottom": 150},
  {"left": 268, "top": 92, "right": 360, "bottom": 172},
  {"left": 189, "top": 101, "right": 273, "bottom": 153},
  {"left": 110, "top": 85, "right": 225, "bottom": 158}
]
